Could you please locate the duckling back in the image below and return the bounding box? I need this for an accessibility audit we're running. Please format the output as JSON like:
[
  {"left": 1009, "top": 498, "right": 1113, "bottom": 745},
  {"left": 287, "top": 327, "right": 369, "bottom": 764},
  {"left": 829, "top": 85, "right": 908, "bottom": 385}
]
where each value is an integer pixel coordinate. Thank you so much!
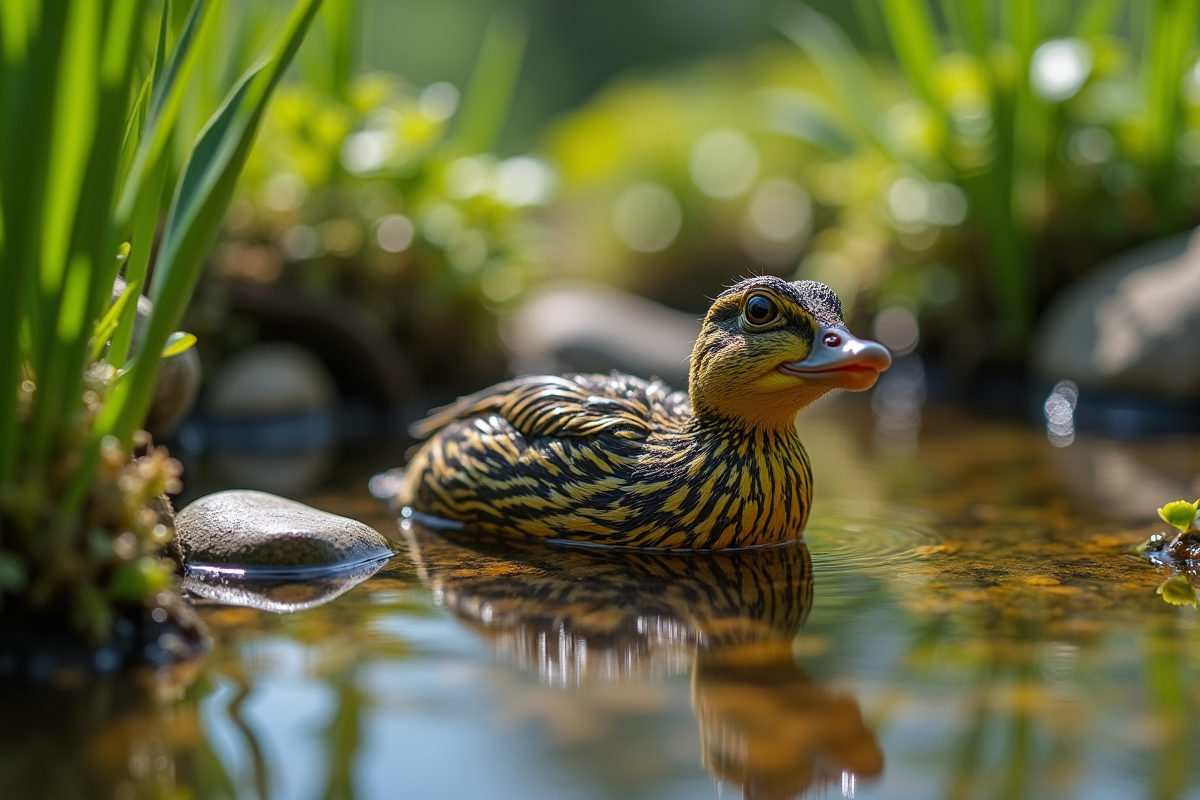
[{"left": 398, "top": 372, "right": 812, "bottom": 549}]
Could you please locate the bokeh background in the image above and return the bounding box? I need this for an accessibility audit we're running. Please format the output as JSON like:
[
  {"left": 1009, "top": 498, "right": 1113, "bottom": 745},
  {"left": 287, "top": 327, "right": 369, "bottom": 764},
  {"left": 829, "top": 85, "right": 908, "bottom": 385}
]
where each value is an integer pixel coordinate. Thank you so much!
[{"left": 171, "top": 0, "right": 1200, "bottom": 496}]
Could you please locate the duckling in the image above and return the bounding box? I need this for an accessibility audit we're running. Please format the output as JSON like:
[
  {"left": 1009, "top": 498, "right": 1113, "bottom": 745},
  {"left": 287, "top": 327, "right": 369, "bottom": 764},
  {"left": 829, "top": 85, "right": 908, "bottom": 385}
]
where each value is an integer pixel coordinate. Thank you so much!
[{"left": 398, "top": 276, "right": 891, "bottom": 549}]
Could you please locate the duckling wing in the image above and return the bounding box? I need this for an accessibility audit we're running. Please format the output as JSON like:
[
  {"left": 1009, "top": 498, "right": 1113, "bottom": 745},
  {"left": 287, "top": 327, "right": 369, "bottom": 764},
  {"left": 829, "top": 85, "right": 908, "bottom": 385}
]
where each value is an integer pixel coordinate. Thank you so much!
[{"left": 410, "top": 372, "right": 687, "bottom": 442}]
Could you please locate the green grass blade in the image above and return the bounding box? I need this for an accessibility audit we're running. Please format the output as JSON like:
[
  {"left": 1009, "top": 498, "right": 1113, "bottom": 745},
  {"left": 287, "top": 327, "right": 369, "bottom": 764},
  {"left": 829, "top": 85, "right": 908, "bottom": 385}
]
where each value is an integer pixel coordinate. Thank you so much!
[
  {"left": 1073, "top": 0, "right": 1124, "bottom": 39},
  {"left": 41, "top": 0, "right": 146, "bottom": 470},
  {"left": 115, "top": 0, "right": 219, "bottom": 229},
  {"left": 97, "top": 0, "right": 325, "bottom": 450},
  {"left": 92, "top": 279, "right": 138, "bottom": 364},
  {"left": 116, "top": 74, "right": 153, "bottom": 201},
  {"left": 774, "top": 3, "right": 899, "bottom": 160},
  {"left": 453, "top": 9, "right": 528, "bottom": 154},
  {"left": 115, "top": 0, "right": 170, "bottom": 205},
  {"left": 300, "top": 0, "right": 356, "bottom": 98},
  {"left": 38, "top": 0, "right": 99, "bottom": 321},
  {"left": 150, "top": 0, "right": 171, "bottom": 98},
  {"left": 994, "top": 0, "right": 1040, "bottom": 346},
  {"left": 109, "top": 157, "right": 168, "bottom": 368},
  {"left": 324, "top": 0, "right": 356, "bottom": 94},
  {"left": 758, "top": 88, "right": 860, "bottom": 156},
  {"left": 1142, "top": 0, "right": 1199, "bottom": 228},
  {"left": 23, "top": 0, "right": 103, "bottom": 472},
  {"left": 880, "top": 0, "right": 943, "bottom": 108},
  {"left": 0, "top": 3, "right": 69, "bottom": 484},
  {"left": 0, "top": 0, "right": 34, "bottom": 65}
]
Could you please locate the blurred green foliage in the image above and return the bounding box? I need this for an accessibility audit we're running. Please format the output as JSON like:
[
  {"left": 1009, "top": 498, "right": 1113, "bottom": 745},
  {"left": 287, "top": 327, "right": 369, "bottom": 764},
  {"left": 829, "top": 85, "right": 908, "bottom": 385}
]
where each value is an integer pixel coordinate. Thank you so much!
[
  {"left": 201, "top": 11, "right": 553, "bottom": 387},
  {"left": 547, "top": 0, "right": 1200, "bottom": 363}
]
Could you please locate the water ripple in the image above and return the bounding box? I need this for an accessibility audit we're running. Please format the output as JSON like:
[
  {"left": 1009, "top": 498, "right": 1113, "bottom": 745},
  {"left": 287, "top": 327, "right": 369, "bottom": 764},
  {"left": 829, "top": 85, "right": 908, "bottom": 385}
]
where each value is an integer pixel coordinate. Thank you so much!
[{"left": 803, "top": 506, "right": 941, "bottom": 577}]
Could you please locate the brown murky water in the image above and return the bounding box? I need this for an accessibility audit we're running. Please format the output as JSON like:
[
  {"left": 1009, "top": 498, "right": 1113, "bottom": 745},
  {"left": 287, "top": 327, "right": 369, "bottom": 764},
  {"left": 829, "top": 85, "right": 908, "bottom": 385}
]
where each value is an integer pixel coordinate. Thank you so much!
[{"left": 4, "top": 397, "right": 1200, "bottom": 799}]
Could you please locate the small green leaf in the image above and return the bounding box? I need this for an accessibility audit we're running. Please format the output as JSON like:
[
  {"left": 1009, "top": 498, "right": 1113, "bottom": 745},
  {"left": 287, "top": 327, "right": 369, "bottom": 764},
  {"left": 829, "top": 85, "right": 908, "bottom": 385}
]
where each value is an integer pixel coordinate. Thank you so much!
[
  {"left": 114, "top": 358, "right": 136, "bottom": 382},
  {"left": 1157, "top": 575, "right": 1198, "bottom": 607},
  {"left": 161, "top": 331, "right": 197, "bottom": 358},
  {"left": 1157, "top": 499, "right": 1199, "bottom": 532},
  {"left": 453, "top": 10, "right": 528, "bottom": 155},
  {"left": 92, "top": 279, "right": 138, "bottom": 363}
]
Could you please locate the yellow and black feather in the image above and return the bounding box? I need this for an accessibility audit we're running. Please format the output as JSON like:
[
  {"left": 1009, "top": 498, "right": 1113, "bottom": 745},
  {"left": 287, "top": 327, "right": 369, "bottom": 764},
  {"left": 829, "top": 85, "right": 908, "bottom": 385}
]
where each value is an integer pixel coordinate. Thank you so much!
[{"left": 396, "top": 275, "right": 864, "bottom": 549}]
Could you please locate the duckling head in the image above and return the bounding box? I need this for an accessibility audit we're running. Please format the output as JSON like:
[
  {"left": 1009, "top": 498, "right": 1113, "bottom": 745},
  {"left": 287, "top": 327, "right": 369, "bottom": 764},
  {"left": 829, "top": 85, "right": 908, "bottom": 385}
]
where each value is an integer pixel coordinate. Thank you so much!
[{"left": 688, "top": 276, "right": 892, "bottom": 429}]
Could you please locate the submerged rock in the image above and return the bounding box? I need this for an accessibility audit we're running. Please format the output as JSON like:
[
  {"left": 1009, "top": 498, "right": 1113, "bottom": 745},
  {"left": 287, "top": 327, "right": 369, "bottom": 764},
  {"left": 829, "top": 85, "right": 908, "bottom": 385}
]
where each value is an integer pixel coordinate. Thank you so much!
[
  {"left": 206, "top": 342, "right": 337, "bottom": 419},
  {"left": 504, "top": 281, "right": 700, "bottom": 390},
  {"left": 175, "top": 490, "right": 393, "bottom": 569}
]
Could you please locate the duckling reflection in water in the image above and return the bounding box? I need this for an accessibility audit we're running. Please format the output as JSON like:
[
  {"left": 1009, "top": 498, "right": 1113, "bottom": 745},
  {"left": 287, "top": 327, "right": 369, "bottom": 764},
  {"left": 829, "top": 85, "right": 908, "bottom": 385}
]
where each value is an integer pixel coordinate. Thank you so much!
[
  {"left": 406, "top": 524, "right": 883, "bottom": 798},
  {"left": 397, "top": 277, "right": 890, "bottom": 549}
]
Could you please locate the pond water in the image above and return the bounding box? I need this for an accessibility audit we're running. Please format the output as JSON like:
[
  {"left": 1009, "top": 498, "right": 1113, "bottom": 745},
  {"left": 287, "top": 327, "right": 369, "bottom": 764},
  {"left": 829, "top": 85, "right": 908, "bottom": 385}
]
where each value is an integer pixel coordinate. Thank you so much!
[{"left": 4, "top": 397, "right": 1200, "bottom": 800}]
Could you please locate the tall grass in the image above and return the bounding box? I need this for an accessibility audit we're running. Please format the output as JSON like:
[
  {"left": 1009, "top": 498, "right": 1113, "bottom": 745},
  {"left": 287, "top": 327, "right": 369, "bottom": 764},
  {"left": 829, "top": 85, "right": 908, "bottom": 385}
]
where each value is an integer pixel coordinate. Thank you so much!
[
  {"left": 0, "top": 0, "right": 321, "bottom": 638},
  {"left": 777, "top": 0, "right": 1200, "bottom": 350}
]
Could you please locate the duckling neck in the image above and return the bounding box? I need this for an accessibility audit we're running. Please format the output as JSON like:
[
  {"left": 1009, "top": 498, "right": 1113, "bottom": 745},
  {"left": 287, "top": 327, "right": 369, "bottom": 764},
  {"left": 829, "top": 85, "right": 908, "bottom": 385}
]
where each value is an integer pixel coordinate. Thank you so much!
[{"left": 689, "top": 385, "right": 820, "bottom": 435}]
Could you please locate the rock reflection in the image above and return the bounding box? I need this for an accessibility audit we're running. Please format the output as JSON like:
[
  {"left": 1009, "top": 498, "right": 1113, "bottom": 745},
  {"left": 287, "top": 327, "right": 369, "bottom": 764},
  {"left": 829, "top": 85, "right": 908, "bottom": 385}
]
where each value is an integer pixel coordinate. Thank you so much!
[
  {"left": 407, "top": 524, "right": 883, "bottom": 799},
  {"left": 184, "top": 557, "right": 388, "bottom": 613}
]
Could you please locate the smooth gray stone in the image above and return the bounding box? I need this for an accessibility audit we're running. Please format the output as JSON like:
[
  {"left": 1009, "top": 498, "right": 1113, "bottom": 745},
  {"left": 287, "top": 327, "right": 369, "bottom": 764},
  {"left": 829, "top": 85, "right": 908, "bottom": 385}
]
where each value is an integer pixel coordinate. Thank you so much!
[
  {"left": 504, "top": 281, "right": 700, "bottom": 390},
  {"left": 1033, "top": 228, "right": 1200, "bottom": 398},
  {"left": 175, "top": 490, "right": 393, "bottom": 569},
  {"left": 112, "top": 276, "right": 202, "bottom": 435},
  {"left": 206, "top": 342, "right": 337, "bottom": 418}
]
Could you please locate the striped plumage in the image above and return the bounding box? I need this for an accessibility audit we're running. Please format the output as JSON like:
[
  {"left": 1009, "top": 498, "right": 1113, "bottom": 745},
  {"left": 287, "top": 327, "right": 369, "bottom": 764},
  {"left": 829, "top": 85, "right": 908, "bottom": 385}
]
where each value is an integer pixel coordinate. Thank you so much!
[{"left": 399, "top": 276, "right": 890, "bottom": 549}]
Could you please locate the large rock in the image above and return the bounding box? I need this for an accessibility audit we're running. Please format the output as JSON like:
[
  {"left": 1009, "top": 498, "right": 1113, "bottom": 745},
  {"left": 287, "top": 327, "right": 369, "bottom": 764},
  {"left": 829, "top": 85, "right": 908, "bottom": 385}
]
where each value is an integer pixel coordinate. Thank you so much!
[
  {"left": 206, "top": 341, "right": 337, "bottom": 418},
  {"left": 175, "top": 490, "right": 393, "bottom": 569},
  {"left": 504, "top": 281, "right": 700, "bottom": 390},
  {"left": 1033, "top": 228, "right": 1200, "bottom": 398},
  {"left": 112, "top": 277, "right": 202, "bottom": 435}
]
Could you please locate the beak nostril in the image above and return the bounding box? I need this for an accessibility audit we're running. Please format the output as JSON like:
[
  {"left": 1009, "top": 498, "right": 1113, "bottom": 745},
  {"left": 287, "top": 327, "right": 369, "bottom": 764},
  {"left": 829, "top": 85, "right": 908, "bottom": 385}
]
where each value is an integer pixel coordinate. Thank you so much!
[{"left": 822, "top": 332, "right": 842, "bottom": 348}]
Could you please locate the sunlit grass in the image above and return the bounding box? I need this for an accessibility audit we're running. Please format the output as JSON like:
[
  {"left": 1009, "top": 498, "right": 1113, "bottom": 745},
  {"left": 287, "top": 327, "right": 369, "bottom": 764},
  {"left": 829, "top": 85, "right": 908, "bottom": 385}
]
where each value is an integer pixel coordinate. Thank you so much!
[
  {"left": 778, "top": 0, "right": 1200, "bottom": 348},
  {"left": 0, "top": 0, "right": 321, "bottom": 639}
]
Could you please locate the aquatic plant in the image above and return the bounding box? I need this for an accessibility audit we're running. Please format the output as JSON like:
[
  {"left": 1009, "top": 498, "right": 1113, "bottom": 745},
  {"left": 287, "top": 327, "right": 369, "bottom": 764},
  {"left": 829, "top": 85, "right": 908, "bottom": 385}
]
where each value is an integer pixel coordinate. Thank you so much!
[
  {"left": 1156, "top": 575, "right": 1198, "bottom": 606},
  {"left": 0, "top": 0, "right": 321, "bottom": 644},
  {"left": 1158, "top": 498, "right": 1200, "bottom": 533},
  {"left": 198, "top": 10, "right": 552, "bottom": 389},
  {"left": 1134, "top": 499, "right": 1200, "bottom": 609}
]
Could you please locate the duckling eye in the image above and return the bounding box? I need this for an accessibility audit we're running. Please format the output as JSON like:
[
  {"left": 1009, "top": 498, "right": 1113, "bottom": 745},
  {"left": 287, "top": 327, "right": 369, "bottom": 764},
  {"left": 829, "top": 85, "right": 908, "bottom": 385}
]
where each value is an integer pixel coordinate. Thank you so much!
[{"left": 743, "top": 294, "right": 778, "bottom": 327}]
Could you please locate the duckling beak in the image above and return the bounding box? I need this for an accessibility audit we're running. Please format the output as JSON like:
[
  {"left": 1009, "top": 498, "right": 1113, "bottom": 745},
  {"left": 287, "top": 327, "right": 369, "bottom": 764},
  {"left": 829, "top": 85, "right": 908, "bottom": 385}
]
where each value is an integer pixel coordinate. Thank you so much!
[{"left": 778, "top": 326, "right": 892, "bottom": 391}]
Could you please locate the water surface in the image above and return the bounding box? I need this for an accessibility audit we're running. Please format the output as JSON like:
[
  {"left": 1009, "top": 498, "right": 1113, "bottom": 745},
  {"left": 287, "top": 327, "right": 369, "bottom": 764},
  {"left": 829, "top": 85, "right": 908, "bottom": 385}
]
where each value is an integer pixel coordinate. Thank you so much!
[{"left": 4, "top": 400, "right": 1200, "bottom": 799}]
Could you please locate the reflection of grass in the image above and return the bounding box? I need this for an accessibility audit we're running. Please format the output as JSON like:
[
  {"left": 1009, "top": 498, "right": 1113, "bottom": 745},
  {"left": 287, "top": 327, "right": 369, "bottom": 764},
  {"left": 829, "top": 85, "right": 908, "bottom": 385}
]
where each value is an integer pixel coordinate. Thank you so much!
[{"left": 321, "top": 675, "right": 364, "bottom": 800}]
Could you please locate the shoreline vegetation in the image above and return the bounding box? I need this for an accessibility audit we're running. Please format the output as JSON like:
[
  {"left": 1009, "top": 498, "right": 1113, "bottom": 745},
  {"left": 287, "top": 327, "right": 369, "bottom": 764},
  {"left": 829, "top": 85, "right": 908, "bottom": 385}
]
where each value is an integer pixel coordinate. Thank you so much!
[{"left": 0, "top": 0, "right": 322, "bottom": 674}]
